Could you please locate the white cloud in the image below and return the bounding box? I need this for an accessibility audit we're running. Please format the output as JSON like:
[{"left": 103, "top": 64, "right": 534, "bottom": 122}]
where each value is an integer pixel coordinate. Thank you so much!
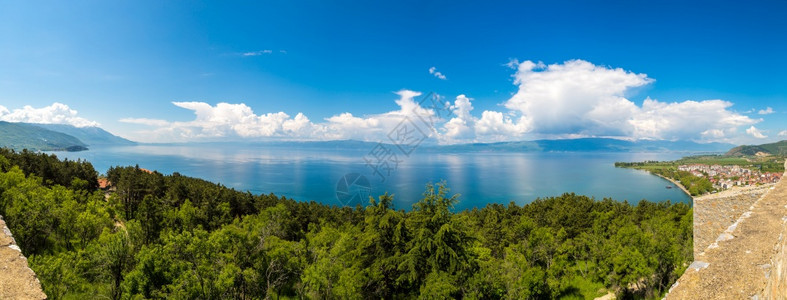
[
  {"left": 630, "top": 98, "right": 756, "bottom": 141},
  {"left": 505, "top": 59, "right": 651, "bottom": 137},
  {"left": 122, "top": 90, "right": 438, "bottom": 143},
  {"left": 441, "top": 95, "right": 475, "bottom": 142},
  {"left": 500, "top": 59, "right": 758, "bottom": 141},
  {"left": 0, "top": 102, "right": 99, "bottom": 127},
  {"left": 758, "top": 107, "right": 774, "bottom": 115},
  {"left": 474, "top": 111, "right": 528, "bottom": 140},
  {"left": 428, "top": 67, "right": 447, "bottom": 80},
  {"left": 311, "top": 90, "right": 438, "bottom": 141},
  {"left": 778, "top": 130, "right": 787, "bottom": 138},
  {"left": 122, "top": 102, "right": 302, "bottom": 141},
  {"left": 437, "top": 94, "right": 529, "bottom": 143},
  {"left": 165, "top": 102, "right": 321, "bottom": 139},
  {"left": 746, "top": 126, "right": 767, "bottom": 139},
  {"left": 242, "top": 50, "right": 273, "bottom": 56}
]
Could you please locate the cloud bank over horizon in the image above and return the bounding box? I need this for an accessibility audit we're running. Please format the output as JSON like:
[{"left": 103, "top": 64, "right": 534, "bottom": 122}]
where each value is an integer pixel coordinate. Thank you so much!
[
  {"left": 120, "top": 90, "right": 440, "bottom": 142},
  {"left": 0, "top": 103, "right": 100, "bottom": 127},
  {"left": 4, "top": 60, "right": 778, "bottom": 144}
]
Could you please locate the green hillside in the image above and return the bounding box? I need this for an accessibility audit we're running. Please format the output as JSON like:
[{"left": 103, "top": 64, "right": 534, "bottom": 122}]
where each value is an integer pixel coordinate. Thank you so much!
[
  {"left": 0, "top": 121, "right": 88, "bottom": 151},
  {"left": 726, "top": 140, "right": 787, "bottom": 156}
]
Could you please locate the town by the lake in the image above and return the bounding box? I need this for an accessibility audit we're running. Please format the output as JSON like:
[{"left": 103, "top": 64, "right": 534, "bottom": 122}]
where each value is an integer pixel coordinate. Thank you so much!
[{"left": 678, "top": 164, "right": 782, "bottom": 190}]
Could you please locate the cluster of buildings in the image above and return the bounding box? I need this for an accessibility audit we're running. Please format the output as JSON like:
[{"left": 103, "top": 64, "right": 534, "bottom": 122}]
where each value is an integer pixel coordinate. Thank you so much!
[{"left": 677, "top": 164, "right": 782, "bottom": 190}]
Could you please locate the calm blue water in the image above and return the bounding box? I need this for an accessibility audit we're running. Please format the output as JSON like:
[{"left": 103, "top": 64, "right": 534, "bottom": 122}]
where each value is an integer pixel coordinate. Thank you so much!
[{"left": 51, "top": 144, "right": 692, "bottom": 210}]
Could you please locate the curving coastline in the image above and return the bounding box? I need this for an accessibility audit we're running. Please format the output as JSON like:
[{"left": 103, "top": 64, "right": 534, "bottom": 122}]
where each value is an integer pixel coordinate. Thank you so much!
[{"left": 653, "top": 173, "right": 693, "bottom": 198}]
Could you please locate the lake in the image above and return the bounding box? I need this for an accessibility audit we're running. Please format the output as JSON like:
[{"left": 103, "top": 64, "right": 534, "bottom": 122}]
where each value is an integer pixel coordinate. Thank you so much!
[{"left": 51, "top": 144, "right": 692, "bottom": 210}]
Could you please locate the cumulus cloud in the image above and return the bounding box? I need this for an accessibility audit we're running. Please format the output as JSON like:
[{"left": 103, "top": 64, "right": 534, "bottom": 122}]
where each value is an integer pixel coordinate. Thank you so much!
[
  {"left": 758, "top": 107, "right": 774, "bottom": 115},
  {"left": 746, "top": 126, "right": 767, "bottom": 139},
  {"left": 320, "top": 90, "right": 440, "bottom": 141},
  {"left": 0, "top": 102, "right": 99, "bottom": 127},
  {"left": 122, "top": 90, "right": 439, "bottom": 142},
  {"left": 441, "top": 95, "right": 475, "bottom": 142},
  {"left": 498, "top": 59, "right": 758, "bottom": 141},
  {"left": 124, "top": 102, "right": 323, "bottom": 141},
  {"left": 630, "top": 98, "right": 756, "bottom": 141},
  {"left": 429, "top": 67, "right": 447, "bottom": 80},
  {"left": 435, "top": 94, "right": 530, "bottom": 143},
  {"left": 779, "top": 130, "right": 787, "bottom": 138},
  {"left": 474, "top": 111, "right": 528, "bottom": 141},
  {"left": 505, "top": 59, "right": 651, "bottom": 137}
]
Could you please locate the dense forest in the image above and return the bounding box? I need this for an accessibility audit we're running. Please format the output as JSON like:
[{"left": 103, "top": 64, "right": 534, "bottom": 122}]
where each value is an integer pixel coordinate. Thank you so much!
[{"left": 0, "top": 149, "right": 693, "bottom": 299}]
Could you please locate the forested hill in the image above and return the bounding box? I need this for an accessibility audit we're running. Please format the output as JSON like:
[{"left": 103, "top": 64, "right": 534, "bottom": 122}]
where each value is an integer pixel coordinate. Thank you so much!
[
  {"left": 727, "top": 140, "right": 787, "bottom": 156},
  {"left": 0, "top": 148, "right": 693, "bottom": 299},
  {"left": 0, "top": 121, "right": 88, "bottom": 151},
  {"left": 0, "top": 122, "right": 135, "bottom": 151}
]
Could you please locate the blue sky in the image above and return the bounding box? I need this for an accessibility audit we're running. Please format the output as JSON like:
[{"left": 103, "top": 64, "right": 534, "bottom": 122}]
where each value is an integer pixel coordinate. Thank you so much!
[{"left": 1, "top": 0, "right": 785, "bottom": 144}]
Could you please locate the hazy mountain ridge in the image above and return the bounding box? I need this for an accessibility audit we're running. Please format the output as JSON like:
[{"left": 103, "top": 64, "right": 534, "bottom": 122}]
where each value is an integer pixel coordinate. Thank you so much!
[
  {"left": 206, "top": 138, "right": 734, "bottom": 153},
  {"left": 0, "top": 122, "right": 88, "bottom": 151},
  {"left": 28, "top": 123, "right": 135, "bottom": 146},
  {"left": 0, "top": 122, "right": 135, "bottom": 151},
  {"left": 432, "top": 138, "right": 734, "bottom": 153},
  {"left": 726, "top": 140, "right": 787, "bottom": 156}
]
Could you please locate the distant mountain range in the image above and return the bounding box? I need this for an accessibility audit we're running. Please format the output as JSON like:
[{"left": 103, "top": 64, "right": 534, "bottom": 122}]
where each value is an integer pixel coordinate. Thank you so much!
[
  {"left": 430, "top": 138, "right": 735, "bottom": 153},
  {"left": 0, "top": 122, "right": 134, "bottom": 152},
  {"left": 0, "top": 122, "right": 89, "bottom": 151},
  {"left": 27, "top": 123, "right": 135, "bottom": 147},
  {"left": 218, "top": 138, "right": 735, "bottom": 153},
  {"left": 726, "top": 140, "right": 787, "bottom": 156}
]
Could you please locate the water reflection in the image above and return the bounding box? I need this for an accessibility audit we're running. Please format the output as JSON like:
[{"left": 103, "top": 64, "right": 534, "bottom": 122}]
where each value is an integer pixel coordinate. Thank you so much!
[{"left": 53, "top": 145, "right": 692, "bottom": 210}]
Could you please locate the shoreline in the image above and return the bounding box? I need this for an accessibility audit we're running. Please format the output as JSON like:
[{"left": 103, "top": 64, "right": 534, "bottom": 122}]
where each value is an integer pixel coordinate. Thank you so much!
[
  {"left": 651, "top": 172, "right": 779, "bottom": 201},
  {"left": 653, "top": 173, "right": 693, "bottom": 199}
]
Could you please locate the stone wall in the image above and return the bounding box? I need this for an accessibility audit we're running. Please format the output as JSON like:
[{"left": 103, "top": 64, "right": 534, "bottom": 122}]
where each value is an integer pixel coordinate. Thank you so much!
[
  {"left": 761, "top": 163, "right": 787, "bottom": 299},
  {"left": 0, "top": 215, "right": 47, "bottom": 300},
  {"left": 692, "top": 185, "right": 772, "bottom": 257},
  {"left": 666, "top": 161, "right": 787, "bottom": 299},
  {"left": 762, "top": 227, "right": 787, "bottom": 299}
]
